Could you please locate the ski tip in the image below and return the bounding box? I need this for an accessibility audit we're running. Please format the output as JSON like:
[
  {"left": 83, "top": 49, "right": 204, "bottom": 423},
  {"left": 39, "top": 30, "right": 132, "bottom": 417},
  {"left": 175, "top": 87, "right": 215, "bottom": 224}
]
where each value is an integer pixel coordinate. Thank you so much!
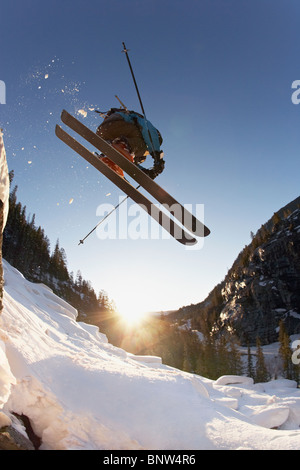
[
  {"left": 176, "top": 232, "right": 198, "bottom": 246},
  {"left": 55, "top": 124, "right": 68, "bottom": 142},
  {"left": 61, "top": 109, "right": 68, "bottom": 120},
  {"left": 55, "top": 124, "right": 62, "bottom": 137},
  {"left": 180, "top": 224, "right": 210, "bottom": 244},
  {"left": 204, "top": 226, "right": 211, "bottom": 237},
  {"left": 183, "top": 238, "right": 198, "bottom": 246},
  {"left": 191, "top": 224, "right": 210, "bottom": 238}
]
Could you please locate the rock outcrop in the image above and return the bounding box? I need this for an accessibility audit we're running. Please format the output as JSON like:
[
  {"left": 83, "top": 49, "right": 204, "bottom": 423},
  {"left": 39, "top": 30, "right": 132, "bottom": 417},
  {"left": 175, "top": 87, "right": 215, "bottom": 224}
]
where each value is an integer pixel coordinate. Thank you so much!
[
  {"left": 173, "top": 197, "right": 300, "bottom": 346},
  {"left": 0, "top": 424, "right": 35, "bottom": 451},
  {"left": 219, "top": 200, "right": 300, "bottom": 344}
]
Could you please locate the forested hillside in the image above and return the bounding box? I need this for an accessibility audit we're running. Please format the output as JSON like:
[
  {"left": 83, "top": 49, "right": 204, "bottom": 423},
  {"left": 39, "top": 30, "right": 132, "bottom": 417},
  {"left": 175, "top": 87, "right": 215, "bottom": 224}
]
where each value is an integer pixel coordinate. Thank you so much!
[{"left": 2, "top": 172, "right": 115, "bottom": 328}]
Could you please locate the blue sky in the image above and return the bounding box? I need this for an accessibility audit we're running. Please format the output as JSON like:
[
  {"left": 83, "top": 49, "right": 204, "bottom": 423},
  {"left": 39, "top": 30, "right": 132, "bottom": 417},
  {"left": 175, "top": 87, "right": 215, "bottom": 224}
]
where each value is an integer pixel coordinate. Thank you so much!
[{"left": 1, "top": 0, "right": 300, "bottom": 317}]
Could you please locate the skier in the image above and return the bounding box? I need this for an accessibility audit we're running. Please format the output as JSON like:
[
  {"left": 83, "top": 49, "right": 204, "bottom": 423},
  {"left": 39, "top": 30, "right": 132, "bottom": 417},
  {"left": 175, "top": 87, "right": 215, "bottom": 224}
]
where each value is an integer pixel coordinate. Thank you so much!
[
  {"left": 56, "top": 109, "right": 211, "bottom": 243},
  {"left": 96, "top": 107, "right": 165, "bottom": 180}
]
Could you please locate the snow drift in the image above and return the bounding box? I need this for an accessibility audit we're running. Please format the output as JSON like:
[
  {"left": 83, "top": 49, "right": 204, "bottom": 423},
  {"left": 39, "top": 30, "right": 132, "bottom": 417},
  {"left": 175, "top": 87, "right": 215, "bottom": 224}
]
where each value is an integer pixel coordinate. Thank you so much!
[
  {"left": 0, "top": 129, "right": 9, "bottom": 229},
  {"left": 0, "top": 260, "right": 299, "bottom": 450}
]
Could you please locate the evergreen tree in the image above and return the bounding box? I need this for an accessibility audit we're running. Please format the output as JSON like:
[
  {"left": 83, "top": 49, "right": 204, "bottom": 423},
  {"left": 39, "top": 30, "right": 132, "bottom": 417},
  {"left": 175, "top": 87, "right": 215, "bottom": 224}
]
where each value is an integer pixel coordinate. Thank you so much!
[
  {"left": 228, "top": 340, "right": 243, "bottom": 376},
  {"left": 279, "top": 320, "right": 296, "bottom": 381},
  {"left": 247, "top": 343, "right": 255, "bottom": 379},
  {"left": 254, "top": 338, "right": 269, "bottom": 383},
  {"left": 200, "top": 333, "right": 219, "bottom": 379},
  {"left": 215, "top": 335, "right": 230, "bottom": 377},
  {"left": 182, "top": 342, "right": 192, "bottom": 372},
  {"left": 49, "top": 240, "right": 69, "bottom": 282},
  {"left": 272, "top": 211, "right": 281, "bottom": 228}
]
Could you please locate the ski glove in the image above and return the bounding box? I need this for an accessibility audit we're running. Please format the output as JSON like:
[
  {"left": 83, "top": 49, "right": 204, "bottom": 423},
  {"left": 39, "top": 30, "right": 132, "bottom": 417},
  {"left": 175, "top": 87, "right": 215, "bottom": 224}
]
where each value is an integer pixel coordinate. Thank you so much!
[{"left": 142, "top": 151, "right": 165, "bottom": 179}]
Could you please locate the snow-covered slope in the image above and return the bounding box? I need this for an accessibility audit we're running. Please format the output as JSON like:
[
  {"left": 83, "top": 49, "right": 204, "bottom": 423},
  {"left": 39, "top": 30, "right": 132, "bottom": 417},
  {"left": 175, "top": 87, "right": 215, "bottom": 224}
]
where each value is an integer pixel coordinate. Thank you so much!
[
  {"left": 0, "top": 260, "right": 299, "bottom": 450},
  {"left": 0, "top": 130, "right": 9, "bottom": 228}
]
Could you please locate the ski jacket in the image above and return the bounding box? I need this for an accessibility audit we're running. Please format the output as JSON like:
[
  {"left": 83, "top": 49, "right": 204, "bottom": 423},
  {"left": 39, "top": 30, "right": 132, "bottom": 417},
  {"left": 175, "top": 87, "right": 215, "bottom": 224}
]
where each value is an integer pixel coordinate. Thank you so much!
[
  {"left": 116, "top": 110, "right": 162, "bottom": 156},
  {"left": 102, "top": 108, "right": 162, "bottom": 156},
  {"left": 97, "top": 108, "right": 165, "bottom": 179}
]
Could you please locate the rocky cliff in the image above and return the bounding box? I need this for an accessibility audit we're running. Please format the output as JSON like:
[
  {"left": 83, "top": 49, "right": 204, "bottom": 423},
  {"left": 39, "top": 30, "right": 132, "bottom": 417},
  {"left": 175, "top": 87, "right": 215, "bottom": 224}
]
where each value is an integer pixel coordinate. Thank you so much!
[
  {"left": 173, "top": 197, "right": 300, "bottom": 346},
  {"left": 219, "top": 198, "right": 300, "bottom": 344}
]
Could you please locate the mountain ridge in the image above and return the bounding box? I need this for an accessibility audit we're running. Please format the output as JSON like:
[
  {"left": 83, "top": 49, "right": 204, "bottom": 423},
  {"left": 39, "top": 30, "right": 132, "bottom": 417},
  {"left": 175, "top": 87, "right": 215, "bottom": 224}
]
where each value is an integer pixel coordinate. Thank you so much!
[{"left": 172, "top": 196, "right": 300, "bottom": 346}]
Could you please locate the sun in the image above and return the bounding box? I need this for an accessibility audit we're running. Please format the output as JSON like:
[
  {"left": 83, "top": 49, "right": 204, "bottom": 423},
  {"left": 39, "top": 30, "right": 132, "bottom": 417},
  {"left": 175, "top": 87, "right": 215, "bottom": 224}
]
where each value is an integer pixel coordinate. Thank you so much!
[
  {"left": 112, "top": 281, "right": 151, "bottom": 326},
  {"left": 117, "top": 303, "right": 146, "bottom": 326}
]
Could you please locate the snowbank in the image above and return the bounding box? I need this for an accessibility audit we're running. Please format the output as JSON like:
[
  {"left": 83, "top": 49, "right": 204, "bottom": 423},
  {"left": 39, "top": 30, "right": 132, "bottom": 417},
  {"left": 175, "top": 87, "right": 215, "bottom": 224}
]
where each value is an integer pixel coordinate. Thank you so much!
[
  {"left": 0, "top": 260, "right": 299, "bottom": 450},
  {"left": 0, "top": 130, "right": 9, "bottom": 229},
  {"left": 214, "top": 375, "right": 254, "bottom": 386}
]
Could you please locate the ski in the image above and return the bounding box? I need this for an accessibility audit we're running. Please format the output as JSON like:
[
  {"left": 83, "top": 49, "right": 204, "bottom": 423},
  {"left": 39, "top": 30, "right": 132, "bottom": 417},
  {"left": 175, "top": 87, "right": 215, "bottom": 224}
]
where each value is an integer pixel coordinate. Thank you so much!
[
  {"left": 55, "top": 124, "right": 197, "bottom": 246},
  {"left": 59, "top": 110, "right": 210, "bottom": 238}
]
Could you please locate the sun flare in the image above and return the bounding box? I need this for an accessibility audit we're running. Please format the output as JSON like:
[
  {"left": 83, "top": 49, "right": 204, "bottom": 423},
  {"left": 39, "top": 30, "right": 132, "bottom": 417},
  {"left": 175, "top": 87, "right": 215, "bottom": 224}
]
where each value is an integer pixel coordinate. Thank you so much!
[{"left": 118, "top": 305, "right": 146, "bottom": 326}]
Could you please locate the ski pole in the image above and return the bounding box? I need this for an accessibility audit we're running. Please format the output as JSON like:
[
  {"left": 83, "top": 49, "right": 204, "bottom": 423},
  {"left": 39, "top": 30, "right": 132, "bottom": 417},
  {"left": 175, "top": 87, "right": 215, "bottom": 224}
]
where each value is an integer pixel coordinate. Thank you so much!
[
  {"left": 115, "top": 95, "right": 128, "bottom": 111},
  {"left": 122, "top": 42, "right": 146, "bottom": 117},
  {"left": 122, "top": 42, "right": 156, "bottom": 157},
  {"left": 78, "top": 185, "right": 141, "bottom": 245}
]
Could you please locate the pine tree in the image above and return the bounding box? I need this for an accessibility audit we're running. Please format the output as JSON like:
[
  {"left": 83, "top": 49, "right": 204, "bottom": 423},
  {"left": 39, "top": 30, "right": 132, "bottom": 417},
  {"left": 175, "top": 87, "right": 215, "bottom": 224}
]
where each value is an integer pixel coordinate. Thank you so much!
[
  {"left": 182, "top": 342, "right": 192, "bottom": 372},
  {"left": 228, "top": 340, "right": 243, "bottom": 376},
  {"left": 259, "top": 224, "right": 270, "bottom": 243},
  {"left": 76, "top": 270, "right": 83, "bottom": 289},
  {"left": 216, "top": 335, "right": 230, "bottom": 377},
  {"left": 254, "top": 338, "right": 269, "bottom": 383},
  {"left": 201, "top": 333, "right": 218, "bottom": 379},
  {"left": 272, "top": 211, "right": 281, "bottom": 229},
  {"left": 49, "top": 240, "right": 69, "bottom": 282},
  {"left": 279, "top": 320, "right": 295, "bottom": 380},
  {"left": 247, "top": 343, "right": 255, "bottom": 379}
]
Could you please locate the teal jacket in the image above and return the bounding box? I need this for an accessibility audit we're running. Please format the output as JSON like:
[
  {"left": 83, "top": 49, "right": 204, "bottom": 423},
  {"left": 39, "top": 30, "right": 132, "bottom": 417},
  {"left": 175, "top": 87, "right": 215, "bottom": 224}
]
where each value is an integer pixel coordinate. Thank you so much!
[{"left": 116, "top": 110, "right": 162, "bottom": 156}]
